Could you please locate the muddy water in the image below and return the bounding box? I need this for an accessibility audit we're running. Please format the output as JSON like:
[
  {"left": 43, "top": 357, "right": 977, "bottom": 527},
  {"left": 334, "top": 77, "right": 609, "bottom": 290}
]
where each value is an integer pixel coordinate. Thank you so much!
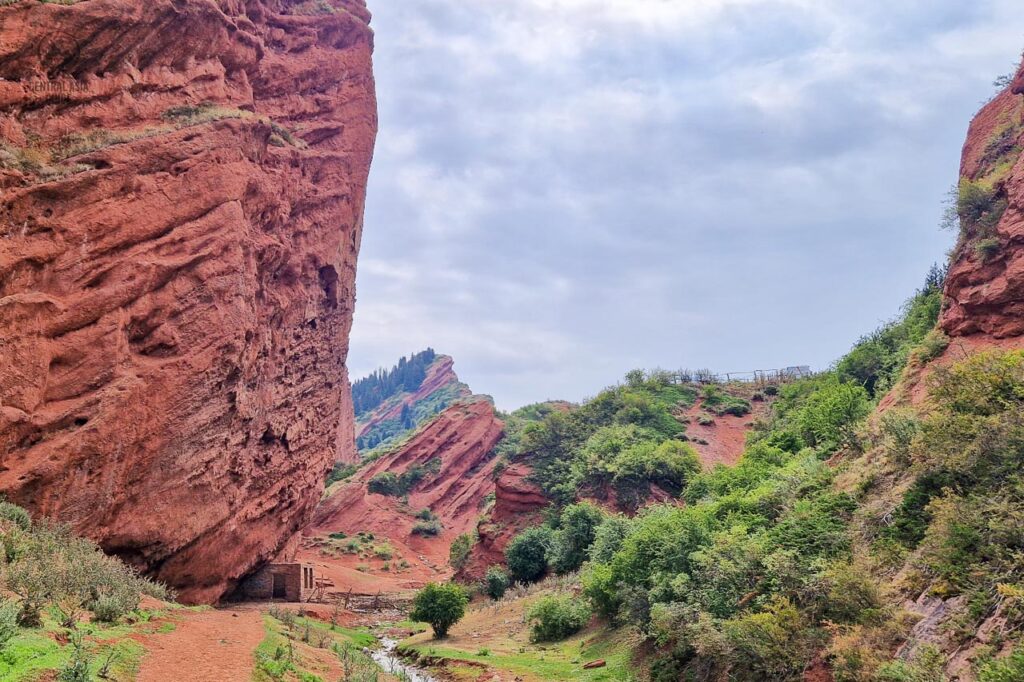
[{"left": 370, "top": 637, "right": 437, "bottom": 682}]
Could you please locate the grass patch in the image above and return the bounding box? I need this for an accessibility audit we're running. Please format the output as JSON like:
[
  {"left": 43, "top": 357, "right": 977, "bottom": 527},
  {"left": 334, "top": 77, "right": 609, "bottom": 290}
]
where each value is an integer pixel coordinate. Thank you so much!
[{"left": 401, "top": 628, "right": 632, "bottom": 682}]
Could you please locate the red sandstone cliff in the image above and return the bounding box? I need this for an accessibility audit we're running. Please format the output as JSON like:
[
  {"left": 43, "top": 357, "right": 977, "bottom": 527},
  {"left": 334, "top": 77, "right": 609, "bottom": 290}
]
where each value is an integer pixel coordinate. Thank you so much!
[
  {"left": 941, "top": 61, "right": 1024, "bottom": 340},
  {"left": 301, "top": 399, "right": 504, "bottom": 592},
  {"left": 0, "top": 0, "right": 376, "bottom": 603}
]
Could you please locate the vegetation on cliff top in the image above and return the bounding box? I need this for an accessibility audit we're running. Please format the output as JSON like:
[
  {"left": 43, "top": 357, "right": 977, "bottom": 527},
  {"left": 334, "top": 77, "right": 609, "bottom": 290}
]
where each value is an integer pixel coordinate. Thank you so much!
[{"left": 352, "top": 349, "right": 439, "bottom": 417}]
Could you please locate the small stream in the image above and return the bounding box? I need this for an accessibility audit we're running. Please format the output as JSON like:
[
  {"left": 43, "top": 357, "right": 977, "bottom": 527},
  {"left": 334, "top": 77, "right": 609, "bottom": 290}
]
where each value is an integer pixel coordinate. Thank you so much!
[{"left": 369, "top": 637, "right": 438, "bottom": 682}]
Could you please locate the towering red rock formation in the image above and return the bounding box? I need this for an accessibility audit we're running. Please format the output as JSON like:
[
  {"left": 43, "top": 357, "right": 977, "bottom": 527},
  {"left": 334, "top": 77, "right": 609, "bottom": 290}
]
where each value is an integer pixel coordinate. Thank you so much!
[
  {"left": 941, "top": 62, "right": 1024, "bottom": 339},
  {"left": 0, "top": 0, "right": 376, "bottom": 603}
]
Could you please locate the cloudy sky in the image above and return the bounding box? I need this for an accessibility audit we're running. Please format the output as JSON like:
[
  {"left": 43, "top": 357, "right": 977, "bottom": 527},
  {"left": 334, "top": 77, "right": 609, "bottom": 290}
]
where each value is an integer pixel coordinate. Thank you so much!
[{"left": 347, "top": 0, "right": 1024, "bottom": 411}]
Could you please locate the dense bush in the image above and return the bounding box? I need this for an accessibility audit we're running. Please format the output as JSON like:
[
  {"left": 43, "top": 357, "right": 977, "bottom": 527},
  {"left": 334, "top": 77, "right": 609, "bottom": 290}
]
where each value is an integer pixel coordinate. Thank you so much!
[
  {"left": 979, "top": 647, "right": 1024, "bottom": 681},
  {"left": 546, "top": 503, "right": 605, "bottom": 575},
  {"left": 505, "top": 526, "right": 555, "bottom": 584},
  {"left": 484, "top": 566, "right": 510, "bottom": 600},
  {"left": 526, "top": 595, "right": 591, "bottom": 642},
  {"left": 587, "top": 515, "right": 632, "bottom": 564},
  {"left": 409, "top": 582, "right": 468, "bottom": 639},
  {"left": 0, "top": 502, "right": 31, "bottom": 532},
  {"left": 0, "top": 600, "right": 18, "bottom": 652},
  {"left": 0, "top": 510, "right": 171, "bottom": 628},
  {"left": 509, "top": 374, "right": 696, "bottom": 504},
  {"left": 570, "top": 357, "right": 883, "bottom": 678},
  {"left": 368, "top": 459, "right": 440, "bottom": 497},
  {"left": 701, "top": 385, "right": 752, "bottom": 417},
  {"left": 791, "top": 379, "right": 870, "bottom": 453},
  {"left": 449, "top": 533, "right": 472, "bottom": 570}
]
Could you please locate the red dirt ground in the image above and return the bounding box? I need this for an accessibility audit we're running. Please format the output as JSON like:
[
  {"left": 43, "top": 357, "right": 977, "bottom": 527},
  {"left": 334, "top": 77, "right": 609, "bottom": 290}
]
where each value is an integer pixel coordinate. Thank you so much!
[
  {"left": 684, "top": 396, "right": 771, "bottom": 468},
  {"left": 135, "top": 607, "right": 265, "bottom": 682}
]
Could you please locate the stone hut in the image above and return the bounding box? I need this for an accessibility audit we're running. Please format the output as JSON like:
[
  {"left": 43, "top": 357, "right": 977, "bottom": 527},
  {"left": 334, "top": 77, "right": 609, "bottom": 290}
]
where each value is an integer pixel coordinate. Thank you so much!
[{"left": 238, "top": 562, "right": 317, "bottom": 602}]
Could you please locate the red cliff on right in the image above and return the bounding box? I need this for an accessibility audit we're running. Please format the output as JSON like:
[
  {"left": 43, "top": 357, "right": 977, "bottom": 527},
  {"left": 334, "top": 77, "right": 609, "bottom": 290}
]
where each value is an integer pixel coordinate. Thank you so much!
[{"left": 942, "top": 60, "right": 1024, "bottom": 339}]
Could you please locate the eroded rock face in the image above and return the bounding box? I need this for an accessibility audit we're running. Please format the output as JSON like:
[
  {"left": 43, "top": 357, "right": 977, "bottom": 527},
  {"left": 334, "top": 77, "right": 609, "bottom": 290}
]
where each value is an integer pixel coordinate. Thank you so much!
[
  {"left": 0, "top": 0, "right": 376, "bottom": 603},
  {"left": 456, "top": 462, "right": 548, "bottom": 581},
  {"left": 941, "top": 64, "right": 1024, "bottom": 339}
]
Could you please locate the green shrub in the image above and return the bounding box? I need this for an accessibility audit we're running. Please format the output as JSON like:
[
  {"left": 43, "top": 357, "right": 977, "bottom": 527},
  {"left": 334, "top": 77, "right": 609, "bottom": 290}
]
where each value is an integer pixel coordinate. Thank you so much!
[
  {"left": 1, "top": 520, "right": 170, "bottom": 628},
  {"left": 835, "top": 276, "right": 943, "bottom": 397},
  {"left": 505, "top": 526, "right": 554, "bottom": 583},
  {"left": 90, "top": 593, "right": 132, "bottom": 623},
  {"left": 484, "top": 566, "right": 510, "bottom": 600},
  {"left": 57, "top": 630, "right": 91, "bottom": 682},
  {"left": 958, "top": 179, "right": 1006, "bottom": 234},
  {"left": 588, "top": 515, "right": 632, "bottom": 564},
  {"left": 0, "top": 502, "right": 31, "bottom": 531},
  {"left": 368, "top": 460, "right": 441, "bottom": 497},
  {"left": 875, "top": 644, "right": 946, "bottom": 681},
  {"left": 449, "top": 533, "right": 472, "bottom": 570},
  {"left": 527, "top": 595, "right": 591, "bottom": 642},
  {"left": 975, "top": 237, "right": 1001, "bottom": 261},
  {"left": 415, "top": 508, "right": 435, "bottom": 521},
  {"left": 701, "top": 385, "right": 752, "bottom": 417},
  {"left": 411, "top": 519, "right": 442, "bottom": 536},
  {"left": 792, "top": 379, "right": 870, "bottom": 453},
  {"left": 547, "top": 502, "right": 605, "bottom": 574},
  {"left": 979, "top": 647, "right": 1024, "bottom": 681},
  {"left": 581, "top": 563, "right": 619, "bottom": 620},
  {"left": 367, "top": 472, "right": 400, "bottom": 496},
  {"left": 409, "top": 583, "right": 469, "bottom": 639},
  {"left": 0, "top": 600, "right": 18, "bottom": 652}
]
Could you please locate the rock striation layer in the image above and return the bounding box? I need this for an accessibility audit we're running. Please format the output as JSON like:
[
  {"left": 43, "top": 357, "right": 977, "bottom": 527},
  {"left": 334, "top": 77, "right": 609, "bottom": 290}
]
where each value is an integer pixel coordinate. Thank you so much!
[{"left": 0, "top": 0, "right": 377, "bottom": 603}]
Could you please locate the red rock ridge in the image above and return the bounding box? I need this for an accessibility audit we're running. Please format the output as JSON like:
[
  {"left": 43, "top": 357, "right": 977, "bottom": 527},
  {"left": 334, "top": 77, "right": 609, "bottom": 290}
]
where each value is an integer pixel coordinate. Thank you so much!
[
  {"left": 0, "top": 0, "right": 376, "bottom": 603},
  {"left": 302, "top": 399, "right": 504, "bottom": 592},
  {"left": 355, "top": 354, "right": 471, "bottom": 440},
  {"left": 941, "top": 62, "right": 1024, "bottom": 340}
]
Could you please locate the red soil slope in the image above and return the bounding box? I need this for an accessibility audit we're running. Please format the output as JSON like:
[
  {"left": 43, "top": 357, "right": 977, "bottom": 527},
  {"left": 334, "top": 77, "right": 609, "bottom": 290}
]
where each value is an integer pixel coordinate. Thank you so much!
[
  {"left": 302, "top": 399, "right": 504, "bottom": 593},
  {"left": 684, "top": 395, "right": 772, "bottom": 469},
  {"left": 0, "top": 0, "right": 376, "bottom": 603}
]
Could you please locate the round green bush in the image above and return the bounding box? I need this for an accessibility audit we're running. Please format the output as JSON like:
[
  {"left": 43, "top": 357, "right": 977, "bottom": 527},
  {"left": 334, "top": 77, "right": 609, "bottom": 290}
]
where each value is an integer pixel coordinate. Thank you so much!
[
  {"left": 484, "top": 566, "right": 510, "bottom": 600},
  {"left": 409, "top": 582, "right": 468, "bottom": 639},
  {"left": 527, "top": 594, "right": 591, "bottom": 642},
  {"left": 505, "top": 526, "right": 554, "bottom": 584}
]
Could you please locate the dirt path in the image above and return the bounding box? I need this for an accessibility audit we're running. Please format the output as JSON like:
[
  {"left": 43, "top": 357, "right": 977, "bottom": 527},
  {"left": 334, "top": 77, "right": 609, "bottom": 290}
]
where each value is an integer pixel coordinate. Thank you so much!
[{"left": 136, "top": 607, "right": 265, "bottom": 682}]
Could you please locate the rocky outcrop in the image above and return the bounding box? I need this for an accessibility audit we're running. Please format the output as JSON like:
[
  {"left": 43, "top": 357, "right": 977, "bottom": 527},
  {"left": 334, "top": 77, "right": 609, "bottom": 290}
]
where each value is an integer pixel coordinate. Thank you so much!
[
  {"left": 456, "top": 462, "right": 548, "bottom": 581},
  {"left": 0, "top": 0, "right": 377, "bottom": 603},
  {"left": 941, "top": 63, "right": 1024, "bottom": 339},
  {"left": 303, "top": 399, "right": 504, "bottom": 591}
]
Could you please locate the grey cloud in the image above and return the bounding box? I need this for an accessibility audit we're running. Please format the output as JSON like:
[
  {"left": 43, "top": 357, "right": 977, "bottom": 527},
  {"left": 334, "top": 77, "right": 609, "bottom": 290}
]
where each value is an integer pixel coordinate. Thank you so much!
[{"left": 350, "top": 0, "right": 1024, "bottom": 409}]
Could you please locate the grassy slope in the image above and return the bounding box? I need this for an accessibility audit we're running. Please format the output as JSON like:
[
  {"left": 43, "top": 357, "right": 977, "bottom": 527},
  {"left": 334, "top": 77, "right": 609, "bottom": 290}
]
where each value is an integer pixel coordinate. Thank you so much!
[{"left": 400, "top": 586, "right": 635, "bottom": 682}]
